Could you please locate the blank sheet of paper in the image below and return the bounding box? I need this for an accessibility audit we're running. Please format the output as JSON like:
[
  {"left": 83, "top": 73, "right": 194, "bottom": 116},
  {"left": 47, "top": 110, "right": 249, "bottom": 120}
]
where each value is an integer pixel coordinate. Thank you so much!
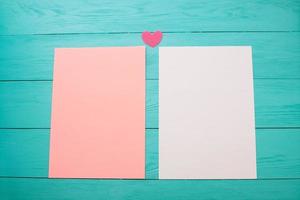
[
  {"left": 49, "top": 46, "right": 145, "bottom": 179},
  {"left": 159, "top": 46, "right": 257, "bottom": 179}
]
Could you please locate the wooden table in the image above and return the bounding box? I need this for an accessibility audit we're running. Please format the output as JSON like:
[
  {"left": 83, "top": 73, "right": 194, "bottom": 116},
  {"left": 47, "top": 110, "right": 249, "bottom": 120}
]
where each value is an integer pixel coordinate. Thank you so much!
[{"left": 0, "top": 1, "right": 299, "bottom": 199}]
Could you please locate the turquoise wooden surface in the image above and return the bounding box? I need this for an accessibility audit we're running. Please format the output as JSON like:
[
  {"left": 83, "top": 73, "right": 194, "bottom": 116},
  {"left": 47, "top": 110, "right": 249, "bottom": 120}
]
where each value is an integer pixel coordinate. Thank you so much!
[
  {"left": 1, "top": 129, "right": 300, "bottom": 179},
  {"left": 0, "top": 0, "right": 300, "bottom": 199},
  {"left": 1, "top": 33, "right": 299, "bottom": 80},
  {"left": 1, "top": 79, "right": 299, "bottom": 128},
  {"left": 0, "top": 179, "right": 300, "bottom": 200},
  {"left": 0, "top": 0, "right": 299, "bottom": 34}
]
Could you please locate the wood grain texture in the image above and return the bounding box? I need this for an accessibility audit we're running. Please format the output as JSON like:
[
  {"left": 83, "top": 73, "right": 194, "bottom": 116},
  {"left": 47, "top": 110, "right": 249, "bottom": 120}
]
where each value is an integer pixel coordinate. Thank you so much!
[
  {"left": 146, "top": 129, "right": 158, "bottom": 179},
  {"left": 0, "top": 0, "right": 299, "bottom": 35},
  {"left": 1, "top": 129, "right": 300, "bottom": 179},
  {"left": 0, "top": 178, "right": 299, "bottom": 200},
  {"left": 256, "top": 129, "right": 300, "bottom": 178},
  {"left": 1, "top": 0, "right": 300, "bottom": 198},
  {"left": 0, "top": 129, "right": 159, "bottom": 179},
  {"left": 0, "top": 79, "right": 299, "bottom": 128},
  {"left": 0, "top": 80, "right": 158, "bottom": 128},
  {"left": 0, "top": 32, "right": 299, "bottom": 80},
  {"left": 254, "top": 79, "right": 300, "bottom": 128}
]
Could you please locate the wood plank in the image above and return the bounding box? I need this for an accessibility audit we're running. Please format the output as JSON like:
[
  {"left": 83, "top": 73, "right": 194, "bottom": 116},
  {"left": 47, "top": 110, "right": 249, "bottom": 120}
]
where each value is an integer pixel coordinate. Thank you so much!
[
  {"left": 0, "top": 0, "right": 299, "bottom": 35},
  {"left": 146, "top": 129, "right": 158, "bottom": 179},
  {"left": 0, "top": 81, "right": 156, "bottom": 128},
  {"left": 0, "top": 32, "right": 299, "bottom": 80},
  {"left": 0, "top": 79, "right": 299, "bottom": 128},
  {"left": 0, "top": 82, "right": 53, "bottom": 128},
  {"left": 0, "top": 178, "right": 299, "bottom": 200},
  {"left": 0, "top": 129, "right": 159, "bottom": 179},
  {"left": 0, "top": 129, "right": 50, "bottom": 177},
  {"left": 0, "top": 129, "right": 299, "bottom": 178},
  {"left": 0, "top": 80, "right": 158, "bottom": 128},
  {"left": 257, "top": 129, "right": 300, "bottom": 178},
  {"left": 254, "top": 79, "right": 300, "bottom": 127}
]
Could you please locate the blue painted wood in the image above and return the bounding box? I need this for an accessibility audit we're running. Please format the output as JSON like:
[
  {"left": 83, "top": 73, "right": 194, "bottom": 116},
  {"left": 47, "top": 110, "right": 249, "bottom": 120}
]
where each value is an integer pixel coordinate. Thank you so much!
[
  {"left": 0, "top": 33, "right": 299, "bottom": 80},
  {"left": 0, "top": 178, "right": 300, "bottom": 200},
  {"left": 1, "top": 0, "right": 300, "bottom": 199},
  {"left": 1, "top": 0, "right": 299, "bottom": 35},
  {"left": 1, "top": 129, "right": 300, "bottom": 179},
  {"left": 0, "top": 79, "right": 299, "bottom": 128}
]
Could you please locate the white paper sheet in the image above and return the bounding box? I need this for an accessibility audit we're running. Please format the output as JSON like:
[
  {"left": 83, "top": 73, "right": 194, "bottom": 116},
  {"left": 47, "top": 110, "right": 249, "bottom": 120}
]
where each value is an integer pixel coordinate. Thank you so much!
[{"left": 159, "top": 46, "right": 257, "bottom": 179}]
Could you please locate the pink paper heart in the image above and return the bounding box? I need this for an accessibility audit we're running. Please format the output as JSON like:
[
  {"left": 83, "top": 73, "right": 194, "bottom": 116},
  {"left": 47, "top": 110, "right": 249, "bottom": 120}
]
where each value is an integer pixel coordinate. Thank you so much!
[{"left": 142, "top": 31, "right": 163, "bottom": 48}]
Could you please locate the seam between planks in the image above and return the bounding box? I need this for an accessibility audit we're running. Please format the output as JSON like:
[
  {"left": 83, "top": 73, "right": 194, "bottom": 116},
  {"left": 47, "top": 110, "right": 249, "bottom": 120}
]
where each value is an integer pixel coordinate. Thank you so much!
[
  {"left": 1, "top": 31, "right": 300, "bottom": 37},
  {"left": 1, "top": 128, "right": 300, "bottom": 130},
  {"left": 0, "top": 176, "right": 299, "bottom": 180},
  {"left": 0, "top": 78, "right": 300, "bottom": 82}
]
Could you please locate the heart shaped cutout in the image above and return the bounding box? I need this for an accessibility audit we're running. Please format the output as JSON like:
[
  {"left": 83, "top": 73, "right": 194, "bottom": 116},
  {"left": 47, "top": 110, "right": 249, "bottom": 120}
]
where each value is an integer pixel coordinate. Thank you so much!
[{"left": 142, "top": 31, "right": 163, "bottom": 48}]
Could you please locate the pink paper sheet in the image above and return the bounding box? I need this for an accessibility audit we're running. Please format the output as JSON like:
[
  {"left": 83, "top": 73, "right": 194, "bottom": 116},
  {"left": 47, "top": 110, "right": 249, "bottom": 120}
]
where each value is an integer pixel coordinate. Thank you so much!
[{"left": 49, "top": 46, "right": 145, "bottom": 179}]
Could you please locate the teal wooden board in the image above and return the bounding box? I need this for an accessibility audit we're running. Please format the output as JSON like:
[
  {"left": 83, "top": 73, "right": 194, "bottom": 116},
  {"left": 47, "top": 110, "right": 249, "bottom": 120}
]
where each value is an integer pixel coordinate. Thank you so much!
[
  {"left": 0, "top": 32, "right": 299, "bottom": 80},
  {"left": 0, "top": 79, "right": 299, "bottom": 128},
  {"left": 1, "top": 0, "right": 300, "bottom": 199},
  {"left": 0, "top": 0, "right": 299, "bottom": 35},
  {"left": 0, "top": 81, "right": 158, "bottom": 128},
  {"left": 0, "top": 178, "right": 299, "bottom": 200},
  {"left": 1, "top": 129, "right": 300, "bottom": 179},
  {"left": 256, "top": 129, "right": 300, "bottom": 178},
  {"left": 146, "top": 129, "right": 158, "bottom": 179},
  {"left": 0, "top": 129, "right": 159, "bottom": 179}
]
